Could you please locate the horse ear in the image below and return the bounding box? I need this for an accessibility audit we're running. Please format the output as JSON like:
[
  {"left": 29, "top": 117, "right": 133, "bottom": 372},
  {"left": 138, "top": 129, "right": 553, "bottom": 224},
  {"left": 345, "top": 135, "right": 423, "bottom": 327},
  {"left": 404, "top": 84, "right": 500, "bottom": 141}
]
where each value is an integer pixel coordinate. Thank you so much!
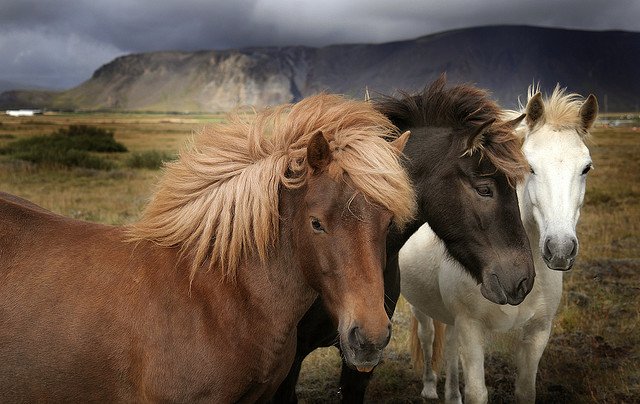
[
  {"left": 579, "top": 94, "right": 598, "bottom": 133},
  {"left": 390, "top": 130, "right": 411, "bottom": 153},
  {"left": 525, "top": 92, "right": 544, "bottom": 128},
  {"left": 466, "top": 118, "right": 496, "bottom": 153},
  {"left": 307, "top": 131, "right": 332, "bottom": 173},
  {"left": 504, "top": 113, "right": 526, "bottom": 130}
]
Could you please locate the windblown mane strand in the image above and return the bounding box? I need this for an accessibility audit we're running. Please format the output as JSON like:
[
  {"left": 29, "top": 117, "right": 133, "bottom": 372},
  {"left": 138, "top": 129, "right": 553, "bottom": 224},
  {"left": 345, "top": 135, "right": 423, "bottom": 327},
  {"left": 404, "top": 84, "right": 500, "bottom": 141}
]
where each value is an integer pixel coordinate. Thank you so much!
[
  {"left": 128, "top": 94, "right": 415, "bottom": 282},
  {"left": 375, "top": 76, "right": 528, "bottom": 182}
]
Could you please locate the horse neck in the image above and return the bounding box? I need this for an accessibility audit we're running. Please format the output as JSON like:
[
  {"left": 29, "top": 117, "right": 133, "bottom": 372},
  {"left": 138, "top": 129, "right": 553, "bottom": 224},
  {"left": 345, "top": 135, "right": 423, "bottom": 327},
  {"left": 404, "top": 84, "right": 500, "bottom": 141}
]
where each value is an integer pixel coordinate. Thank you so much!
[
  {"left": 387, "top": 216, "right": 426, "bottom": 258},
  {"left": 189, "top": 187, "right": 317, "bottom": 353},
  {"left": 386, "top": 126, "right": 451, "bottom": 256},
  {"left": 237, "top": 186, "right": 317, "bottom": 336}
]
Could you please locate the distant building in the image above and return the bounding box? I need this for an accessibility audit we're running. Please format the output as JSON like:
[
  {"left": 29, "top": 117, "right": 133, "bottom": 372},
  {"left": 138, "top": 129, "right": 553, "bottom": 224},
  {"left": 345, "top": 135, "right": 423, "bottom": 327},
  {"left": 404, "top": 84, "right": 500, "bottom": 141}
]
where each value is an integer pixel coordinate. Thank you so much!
[{"left": 5, "top": 109, "right": 43, "bottom": 117}]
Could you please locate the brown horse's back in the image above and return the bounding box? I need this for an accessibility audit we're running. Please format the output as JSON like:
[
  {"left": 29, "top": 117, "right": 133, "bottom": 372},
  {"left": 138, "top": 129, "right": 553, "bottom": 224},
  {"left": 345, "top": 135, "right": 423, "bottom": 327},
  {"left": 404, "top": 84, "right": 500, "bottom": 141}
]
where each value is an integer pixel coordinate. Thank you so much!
[{"left": 0, "top": 194, "right": 132, "bottom": 400}]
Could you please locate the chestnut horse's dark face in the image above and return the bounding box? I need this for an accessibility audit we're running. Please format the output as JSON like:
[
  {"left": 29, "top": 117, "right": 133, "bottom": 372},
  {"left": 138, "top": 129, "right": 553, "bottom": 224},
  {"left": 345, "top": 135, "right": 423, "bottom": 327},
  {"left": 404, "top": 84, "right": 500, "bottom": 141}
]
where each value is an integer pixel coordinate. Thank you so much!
[{"left": 293, "top": 133, "right": 393, "bottom": 372}]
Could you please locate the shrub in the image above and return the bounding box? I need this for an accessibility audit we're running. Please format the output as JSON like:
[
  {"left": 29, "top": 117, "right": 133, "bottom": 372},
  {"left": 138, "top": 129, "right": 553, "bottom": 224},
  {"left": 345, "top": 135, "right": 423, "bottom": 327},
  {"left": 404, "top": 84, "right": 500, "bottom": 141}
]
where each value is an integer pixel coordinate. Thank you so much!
[
  {"left": 10, "top": 148, "right": 114, "bottom": 170},
  {"left": 126, "top": 150, "right": 176, "bottom": 169},
  {"left": 0, "top": 125, "right": 127, "bottom": 169}
]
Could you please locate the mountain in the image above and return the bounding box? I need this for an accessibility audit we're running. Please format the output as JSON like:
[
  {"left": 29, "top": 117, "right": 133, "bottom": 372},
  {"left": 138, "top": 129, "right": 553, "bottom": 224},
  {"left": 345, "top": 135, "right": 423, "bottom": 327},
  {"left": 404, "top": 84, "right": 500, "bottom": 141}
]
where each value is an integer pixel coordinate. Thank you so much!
[{"left": 2, "top": 25, "right": 638, "bottom": 112}]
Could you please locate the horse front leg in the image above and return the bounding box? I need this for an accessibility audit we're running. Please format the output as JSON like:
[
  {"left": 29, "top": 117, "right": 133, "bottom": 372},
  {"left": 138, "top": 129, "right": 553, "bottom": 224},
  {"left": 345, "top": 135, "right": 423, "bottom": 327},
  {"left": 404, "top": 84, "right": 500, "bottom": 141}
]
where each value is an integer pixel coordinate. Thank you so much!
[
  {"left": 456, "top": 317, "right": 488, "bottom": 404},
  {"left": 270, "top": 349, "right": 305, "bottom": 404},
  {"left": 337, "top": 360, "right": 373, "bottom": 404},
  {"left": 411, "top": 306, "right": 439, "bottom": 399},
  {"left": 337, "top": 252, "right": 400, "bottom": 403},
  {"left": 514, "top": 318, "right": 553, "bottom": 403},
  {"left": 444, "top": 323, "right": 462, "bottom": 404}
]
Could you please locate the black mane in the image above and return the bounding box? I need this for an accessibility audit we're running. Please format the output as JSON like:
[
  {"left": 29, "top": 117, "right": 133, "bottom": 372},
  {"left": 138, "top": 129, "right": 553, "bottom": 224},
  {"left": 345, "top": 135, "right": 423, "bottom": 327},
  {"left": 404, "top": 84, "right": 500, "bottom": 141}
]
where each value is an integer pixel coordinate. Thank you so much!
[
  {"left": 375, "top": 74, "right": 527, "bottom": 183},
  {"left": 374, "top": 74, "right": 502, "bottom": 132}
]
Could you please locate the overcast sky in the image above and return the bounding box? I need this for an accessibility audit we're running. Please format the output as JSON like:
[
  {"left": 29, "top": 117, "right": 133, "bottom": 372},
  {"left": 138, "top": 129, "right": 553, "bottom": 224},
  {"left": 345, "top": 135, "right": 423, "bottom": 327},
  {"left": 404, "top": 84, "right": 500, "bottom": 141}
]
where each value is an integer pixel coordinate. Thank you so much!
[{"left": 1, "top": 0, "right": 638, "bottom": 90}]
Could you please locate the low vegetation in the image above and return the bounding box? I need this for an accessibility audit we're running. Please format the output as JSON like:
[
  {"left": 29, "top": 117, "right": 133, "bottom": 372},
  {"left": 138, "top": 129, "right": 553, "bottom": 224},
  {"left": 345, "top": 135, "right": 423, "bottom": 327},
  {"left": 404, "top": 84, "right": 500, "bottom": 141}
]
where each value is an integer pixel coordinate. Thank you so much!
[
  {"left": 126, "top": 150, "right": 176, "bottom": 169},
  {"left": 0, "top": 112, "right": 637, "bottom": 402},
  {"left": 0, "top": 125, "right": 127, "bottom": 170}
]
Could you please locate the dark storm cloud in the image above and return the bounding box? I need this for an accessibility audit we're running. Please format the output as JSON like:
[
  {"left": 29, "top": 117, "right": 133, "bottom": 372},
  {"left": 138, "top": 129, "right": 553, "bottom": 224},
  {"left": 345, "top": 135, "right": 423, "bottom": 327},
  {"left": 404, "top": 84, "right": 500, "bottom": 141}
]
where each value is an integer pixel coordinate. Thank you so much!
[
  {"left": 1, "top": 0, "right": 638, "bottom": 89},
  {"left": 0, "top": 0, "right": 269, "bottom": 51}
]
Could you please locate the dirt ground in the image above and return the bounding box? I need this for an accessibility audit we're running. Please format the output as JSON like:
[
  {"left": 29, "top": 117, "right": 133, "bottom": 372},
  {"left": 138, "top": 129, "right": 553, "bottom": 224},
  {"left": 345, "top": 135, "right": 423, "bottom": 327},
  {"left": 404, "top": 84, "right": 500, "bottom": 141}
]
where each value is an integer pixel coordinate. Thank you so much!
[{"left": 295, "top": 259, "right": 640, "bottom": 403}]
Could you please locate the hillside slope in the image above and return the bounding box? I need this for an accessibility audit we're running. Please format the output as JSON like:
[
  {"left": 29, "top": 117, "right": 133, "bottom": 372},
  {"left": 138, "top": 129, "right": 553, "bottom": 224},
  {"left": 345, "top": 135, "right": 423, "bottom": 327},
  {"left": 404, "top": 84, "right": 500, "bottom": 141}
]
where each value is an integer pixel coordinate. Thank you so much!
[{"left": 2, "top": 26, "right": 638, "bottom": 112}]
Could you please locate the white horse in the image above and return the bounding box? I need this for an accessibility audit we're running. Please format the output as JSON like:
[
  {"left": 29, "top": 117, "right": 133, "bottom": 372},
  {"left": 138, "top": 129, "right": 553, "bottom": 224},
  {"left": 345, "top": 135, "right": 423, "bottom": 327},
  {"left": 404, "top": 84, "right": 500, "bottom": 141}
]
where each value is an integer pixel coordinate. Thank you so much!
[{"left": 400, "top": 86, "right": 598, "bottom": 403}]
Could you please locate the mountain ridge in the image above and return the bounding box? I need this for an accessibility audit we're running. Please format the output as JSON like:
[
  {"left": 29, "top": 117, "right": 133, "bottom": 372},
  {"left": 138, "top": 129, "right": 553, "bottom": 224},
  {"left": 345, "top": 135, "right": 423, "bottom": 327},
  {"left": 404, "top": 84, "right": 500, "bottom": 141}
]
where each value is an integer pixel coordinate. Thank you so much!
[{"left": 2, "top": 25, "right": 638, "bottom": 112}]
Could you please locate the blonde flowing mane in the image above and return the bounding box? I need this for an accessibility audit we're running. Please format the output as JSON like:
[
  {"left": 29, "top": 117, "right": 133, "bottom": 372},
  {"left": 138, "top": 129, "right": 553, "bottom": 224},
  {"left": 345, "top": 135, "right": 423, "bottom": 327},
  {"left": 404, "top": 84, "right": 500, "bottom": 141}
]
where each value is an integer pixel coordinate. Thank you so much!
[
  {"left": 521, "top": 84, "right": 586, "bottom": 131},
  {"left": 128, "top": 94, "right": 415, "bottom": 281}
]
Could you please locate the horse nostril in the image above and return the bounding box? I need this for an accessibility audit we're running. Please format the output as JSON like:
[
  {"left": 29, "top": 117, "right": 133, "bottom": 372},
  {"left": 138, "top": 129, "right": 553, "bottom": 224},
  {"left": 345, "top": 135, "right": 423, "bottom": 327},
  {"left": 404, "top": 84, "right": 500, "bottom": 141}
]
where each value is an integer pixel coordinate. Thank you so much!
[
  {"left": 517, "top": 277, "right": 530, "bottom": 299},
  {"left": 543, "top": 237, "right": 552, "bottom": 258},
  {"left": 570, "top": 238, "right": 578, "bottom": 257},
  {"left": 348, "top": 326, "right": 364, "bottom": 348}
]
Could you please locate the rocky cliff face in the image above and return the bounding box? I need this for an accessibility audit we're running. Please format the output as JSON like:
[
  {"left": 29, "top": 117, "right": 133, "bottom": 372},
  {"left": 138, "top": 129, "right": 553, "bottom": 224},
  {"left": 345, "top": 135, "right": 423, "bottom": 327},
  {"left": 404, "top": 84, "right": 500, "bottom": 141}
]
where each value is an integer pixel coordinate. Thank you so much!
[{"left": 2, "top": 26, "right": 639, "bottom": 112}]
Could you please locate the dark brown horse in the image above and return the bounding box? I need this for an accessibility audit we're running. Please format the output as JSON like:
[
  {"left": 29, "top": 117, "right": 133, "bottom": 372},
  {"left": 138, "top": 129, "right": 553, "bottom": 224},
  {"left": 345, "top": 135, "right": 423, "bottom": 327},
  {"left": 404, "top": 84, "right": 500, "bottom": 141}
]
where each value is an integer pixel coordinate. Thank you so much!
[
  {"left": 274, "top": 76, "right": 536, "bottom": 402},
  {"left": 0, "top": 94, "right": 415, "bottom": 402}
]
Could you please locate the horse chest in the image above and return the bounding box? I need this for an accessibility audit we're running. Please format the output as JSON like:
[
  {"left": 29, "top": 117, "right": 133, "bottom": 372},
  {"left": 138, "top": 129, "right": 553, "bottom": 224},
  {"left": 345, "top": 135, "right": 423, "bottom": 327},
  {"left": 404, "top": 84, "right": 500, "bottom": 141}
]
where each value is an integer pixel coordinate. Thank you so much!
[
  {"left": 480, "top": 270, "right": 561, "bottom": 332},
  {"left": 485, "top": 300, "right": 538, "bottom": 331}
]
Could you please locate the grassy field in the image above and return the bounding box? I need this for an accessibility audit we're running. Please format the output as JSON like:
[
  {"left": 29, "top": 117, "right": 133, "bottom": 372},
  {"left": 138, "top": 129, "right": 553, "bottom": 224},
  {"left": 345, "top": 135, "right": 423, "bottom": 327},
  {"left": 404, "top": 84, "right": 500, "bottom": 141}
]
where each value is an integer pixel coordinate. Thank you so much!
[{"left": 0, "top": 112, "right": 638, "bottom": 403}]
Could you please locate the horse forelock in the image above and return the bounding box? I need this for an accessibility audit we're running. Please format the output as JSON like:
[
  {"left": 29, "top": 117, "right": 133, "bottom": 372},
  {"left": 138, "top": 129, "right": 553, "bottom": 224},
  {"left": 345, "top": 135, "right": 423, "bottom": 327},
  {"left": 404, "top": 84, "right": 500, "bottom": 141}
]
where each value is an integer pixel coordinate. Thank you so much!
[
  {"left": 522, "top": 84, "right": 587, "bottom": 134},
  {"left": 479, "top": 122, "right": 529, "bottom": 185},
  {"left": 127, "top": 94, "right": 415, "bottom": 282},
  {"left": 375, "top": 75, "right": 528, "bottom": 184}
]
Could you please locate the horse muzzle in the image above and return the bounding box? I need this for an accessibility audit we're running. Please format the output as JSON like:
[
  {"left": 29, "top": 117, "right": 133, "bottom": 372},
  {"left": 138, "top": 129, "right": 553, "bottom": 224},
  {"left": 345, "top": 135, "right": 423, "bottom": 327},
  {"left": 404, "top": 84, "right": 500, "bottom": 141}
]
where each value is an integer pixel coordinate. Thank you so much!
[
  {"left": 340, "top": 323, "right": 391, "bottom": 373},
  {"left": 542, "top": 235, "right": 578, "bottom": 271},
  {"left": 480, "top": 265, "right": 535, "bottom": 306}
]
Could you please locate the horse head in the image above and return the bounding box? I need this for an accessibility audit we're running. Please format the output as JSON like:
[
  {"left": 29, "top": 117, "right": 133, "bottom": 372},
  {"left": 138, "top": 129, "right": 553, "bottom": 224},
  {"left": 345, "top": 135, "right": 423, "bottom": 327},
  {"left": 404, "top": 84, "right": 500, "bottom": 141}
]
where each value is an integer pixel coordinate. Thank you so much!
[
  {"left": 518, "top": 88, "right": 598, "bottom": 270},
  {"left": 378, "top": 77, "right": 535, "bottom": 305},
  {"left": 425, "top": 115, "right": 534, "bottom": 305},
  {"left": 292, "top": 129, "right": 413, "bottom": 372}
]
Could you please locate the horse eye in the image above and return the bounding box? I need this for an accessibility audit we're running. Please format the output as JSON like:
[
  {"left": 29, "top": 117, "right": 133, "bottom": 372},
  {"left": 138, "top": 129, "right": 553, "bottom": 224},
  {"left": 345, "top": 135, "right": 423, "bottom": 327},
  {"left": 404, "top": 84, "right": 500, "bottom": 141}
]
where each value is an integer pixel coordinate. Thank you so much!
[
  {"left": 310, "top": 217, "right": 325, "bottom": 233},
  {"left": 476, "top": 185, "right": 493, "bottom": 197},
  {"left": 582, "top": 164, "right": 592, "bottom": 175}
]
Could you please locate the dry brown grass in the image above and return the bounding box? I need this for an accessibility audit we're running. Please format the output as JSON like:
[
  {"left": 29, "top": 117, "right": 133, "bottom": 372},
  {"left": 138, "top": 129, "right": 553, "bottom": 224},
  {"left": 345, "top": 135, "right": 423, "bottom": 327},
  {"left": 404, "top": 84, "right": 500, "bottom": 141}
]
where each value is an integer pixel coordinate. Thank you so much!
[
  {"left": 0, "top": 113, "right": 637, "bottom": 402},
  {"left": 0, "top": 112, "right": 222, "bottom": 223}
]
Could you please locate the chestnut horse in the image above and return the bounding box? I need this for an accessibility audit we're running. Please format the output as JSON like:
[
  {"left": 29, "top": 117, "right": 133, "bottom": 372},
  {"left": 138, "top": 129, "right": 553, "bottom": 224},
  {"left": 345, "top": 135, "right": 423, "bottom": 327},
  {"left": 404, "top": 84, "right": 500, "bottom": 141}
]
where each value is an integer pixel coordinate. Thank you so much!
[
  {"left": 274, "top": 76, "right": 535, "bottom": 403},
  {"left": 0, "top": 94, "right": 415, "bottom": 402}
]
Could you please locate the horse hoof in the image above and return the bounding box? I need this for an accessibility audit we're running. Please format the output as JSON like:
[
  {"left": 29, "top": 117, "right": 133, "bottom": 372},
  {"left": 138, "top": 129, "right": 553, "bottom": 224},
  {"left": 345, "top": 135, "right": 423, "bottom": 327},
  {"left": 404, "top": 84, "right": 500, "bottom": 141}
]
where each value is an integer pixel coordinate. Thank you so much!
[{"left": 421, "top": 385, "right": 438, "bottom": 400}]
